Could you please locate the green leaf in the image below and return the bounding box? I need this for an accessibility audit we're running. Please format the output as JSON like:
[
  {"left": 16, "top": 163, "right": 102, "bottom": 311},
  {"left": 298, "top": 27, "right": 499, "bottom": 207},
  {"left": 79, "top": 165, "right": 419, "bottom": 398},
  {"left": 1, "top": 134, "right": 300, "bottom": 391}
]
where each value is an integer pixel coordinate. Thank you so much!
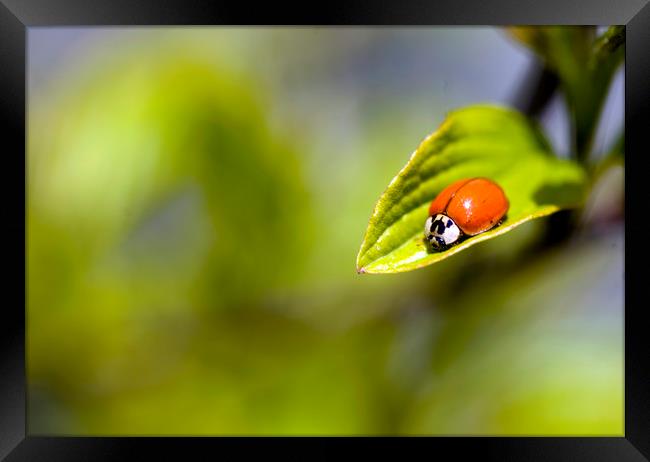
[
  {"left": 592, "top": 25, "right": 625, "bottom": 64},
  {"left": 355, "top": 105, "right": 587, "bottom": 274}
]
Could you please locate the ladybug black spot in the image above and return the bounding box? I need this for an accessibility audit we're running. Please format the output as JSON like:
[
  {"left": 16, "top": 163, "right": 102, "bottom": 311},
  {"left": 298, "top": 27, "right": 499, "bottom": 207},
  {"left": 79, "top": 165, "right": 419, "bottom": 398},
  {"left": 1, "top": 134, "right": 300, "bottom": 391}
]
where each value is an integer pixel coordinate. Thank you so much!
[{"left": 432, "top": 218, "right": 446, "bottom": 234}]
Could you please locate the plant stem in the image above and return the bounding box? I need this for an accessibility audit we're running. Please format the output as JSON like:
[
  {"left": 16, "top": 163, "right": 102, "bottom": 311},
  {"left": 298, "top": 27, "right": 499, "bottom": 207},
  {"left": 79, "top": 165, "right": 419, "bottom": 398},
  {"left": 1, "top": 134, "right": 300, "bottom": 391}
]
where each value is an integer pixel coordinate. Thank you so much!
[
  {"left": 513, "top": 62, "right": 559, "bottom": 118},
  {"left": 515, "top": 61, "right": 579, "bottom": 253}
]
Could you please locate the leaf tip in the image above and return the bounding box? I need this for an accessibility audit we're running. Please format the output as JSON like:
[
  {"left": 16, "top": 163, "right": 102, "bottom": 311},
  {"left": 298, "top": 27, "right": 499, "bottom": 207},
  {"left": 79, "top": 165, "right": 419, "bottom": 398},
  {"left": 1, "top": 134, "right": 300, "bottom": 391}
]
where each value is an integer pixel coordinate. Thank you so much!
[{"left": 357, "top": 266, "right": 367, "bottom": 274}]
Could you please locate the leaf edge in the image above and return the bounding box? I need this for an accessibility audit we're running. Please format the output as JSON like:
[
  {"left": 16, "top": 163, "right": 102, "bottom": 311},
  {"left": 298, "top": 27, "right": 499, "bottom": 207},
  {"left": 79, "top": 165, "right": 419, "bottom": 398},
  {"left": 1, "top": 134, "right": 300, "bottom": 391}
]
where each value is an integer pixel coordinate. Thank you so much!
[{"left": 357, "top": 203, "right": 581, "bottom": 275}]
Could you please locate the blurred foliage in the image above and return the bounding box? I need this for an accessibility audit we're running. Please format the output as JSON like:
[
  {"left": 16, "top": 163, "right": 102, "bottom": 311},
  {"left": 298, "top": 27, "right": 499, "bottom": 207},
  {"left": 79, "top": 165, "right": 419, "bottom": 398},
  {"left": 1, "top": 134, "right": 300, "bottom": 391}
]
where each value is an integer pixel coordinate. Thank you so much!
[
  {"left": 356, "top": 105, "right": 586, "bottom": 273},
  {"left": 27, "top": 29, "right": 623, "bottom": 435},
  {"left": 29, "top": 52, "right": 314, "bottom": 312},
  {"left": 592, "top": 26, "right": 625, "bottom": 62},
  {"left": 508, "top": 26, "right": 624, "bottom": 162},
  {"left": 404, "top": 227, "right": 623, "bottom": 434}
]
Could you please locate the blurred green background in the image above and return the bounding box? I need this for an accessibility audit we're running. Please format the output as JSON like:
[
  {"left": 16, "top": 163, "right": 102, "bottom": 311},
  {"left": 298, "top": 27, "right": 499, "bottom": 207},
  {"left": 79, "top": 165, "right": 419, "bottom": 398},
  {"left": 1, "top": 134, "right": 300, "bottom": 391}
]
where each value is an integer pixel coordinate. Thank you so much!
[{"left": 27, "top": 28, "right": 623, "bottom": 435}]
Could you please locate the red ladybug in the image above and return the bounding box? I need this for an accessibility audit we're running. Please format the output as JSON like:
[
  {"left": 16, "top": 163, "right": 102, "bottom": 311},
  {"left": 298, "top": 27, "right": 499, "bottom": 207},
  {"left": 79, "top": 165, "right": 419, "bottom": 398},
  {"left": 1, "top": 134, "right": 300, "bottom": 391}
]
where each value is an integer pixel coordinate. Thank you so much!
[{"left": 424, "top": 177, "right": 509, "bottom": 249}]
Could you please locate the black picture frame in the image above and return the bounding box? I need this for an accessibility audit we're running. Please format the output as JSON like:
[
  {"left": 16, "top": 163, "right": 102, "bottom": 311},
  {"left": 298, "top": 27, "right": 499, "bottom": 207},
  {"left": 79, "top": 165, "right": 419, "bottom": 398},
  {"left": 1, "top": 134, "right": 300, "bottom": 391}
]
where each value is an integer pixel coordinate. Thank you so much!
[{"left": 1, "top": 1, "right": 648, "bottom": 460}]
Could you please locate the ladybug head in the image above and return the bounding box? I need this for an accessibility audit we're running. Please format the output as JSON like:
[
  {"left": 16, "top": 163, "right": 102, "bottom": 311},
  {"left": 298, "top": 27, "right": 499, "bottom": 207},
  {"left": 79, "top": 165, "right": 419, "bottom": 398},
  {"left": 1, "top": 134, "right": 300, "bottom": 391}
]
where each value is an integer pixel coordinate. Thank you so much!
[{"left": 424, "top": 213, "right": 461, "bottom": 249}]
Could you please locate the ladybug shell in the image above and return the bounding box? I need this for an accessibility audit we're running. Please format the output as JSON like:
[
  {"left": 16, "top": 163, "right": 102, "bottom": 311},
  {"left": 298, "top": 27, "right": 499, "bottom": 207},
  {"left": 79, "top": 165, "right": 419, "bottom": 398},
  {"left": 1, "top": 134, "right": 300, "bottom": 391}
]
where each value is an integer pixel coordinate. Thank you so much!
[{"left": 428, "top": 178, "right": 508, "bottom": 236}]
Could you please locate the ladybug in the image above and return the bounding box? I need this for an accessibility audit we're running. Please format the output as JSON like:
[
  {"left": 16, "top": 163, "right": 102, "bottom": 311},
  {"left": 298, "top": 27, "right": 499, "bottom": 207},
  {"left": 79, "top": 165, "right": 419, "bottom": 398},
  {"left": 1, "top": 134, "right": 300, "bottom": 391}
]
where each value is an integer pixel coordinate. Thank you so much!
[{"left": 424, "top": 177, "right": 509, "bottom": 250}]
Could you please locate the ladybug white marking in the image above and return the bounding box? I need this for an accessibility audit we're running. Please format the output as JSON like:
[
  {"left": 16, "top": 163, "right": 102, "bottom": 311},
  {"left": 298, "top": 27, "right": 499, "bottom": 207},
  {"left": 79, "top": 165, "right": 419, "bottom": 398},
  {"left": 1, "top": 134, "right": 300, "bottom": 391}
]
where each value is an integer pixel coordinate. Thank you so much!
[{"left": 424, "top": 213, "right": 461, "bottom": 249}]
